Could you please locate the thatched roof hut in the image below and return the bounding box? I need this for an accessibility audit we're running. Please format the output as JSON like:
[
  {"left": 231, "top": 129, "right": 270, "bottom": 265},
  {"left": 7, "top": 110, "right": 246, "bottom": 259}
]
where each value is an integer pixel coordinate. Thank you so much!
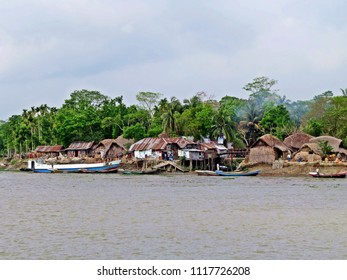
[
  {"left": 309, "top": 136, "right": 342, "bottom": 151},
  {"left": 94, "top": 139, "right": 126, "bottom": 159},
  {"left": 115, "top": 135, "right": 134, "bottom": 150},
  {"left": 283, "top": 132, "right": 313, "bottom": 151},
  {"left": 294, "top": 143, "right": 323, "bottom": 162},
  {"left": 248, "top": 134, "right": 289, "bottom": 164},
  {"left": 308, "top": 135, "right": 347, "bottom": 160}
]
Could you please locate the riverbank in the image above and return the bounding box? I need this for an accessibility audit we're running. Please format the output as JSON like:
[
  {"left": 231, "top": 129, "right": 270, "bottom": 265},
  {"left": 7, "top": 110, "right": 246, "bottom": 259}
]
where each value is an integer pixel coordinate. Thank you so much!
[
  {"left": 244, "top": 161, "right": 347, "bottom": 177},
  {"left": 1, "top": 158, "right": 347, "bottom": 176}
]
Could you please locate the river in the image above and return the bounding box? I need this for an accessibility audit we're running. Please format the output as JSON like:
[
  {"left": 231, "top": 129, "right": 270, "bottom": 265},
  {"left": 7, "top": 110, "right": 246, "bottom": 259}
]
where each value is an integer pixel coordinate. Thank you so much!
[{"left": 1, "top": 171, "right": 346, "bottom": 260}]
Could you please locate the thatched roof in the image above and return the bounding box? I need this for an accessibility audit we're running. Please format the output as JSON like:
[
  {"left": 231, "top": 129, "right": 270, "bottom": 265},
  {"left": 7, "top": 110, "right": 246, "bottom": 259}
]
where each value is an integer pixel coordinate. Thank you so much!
[
  {"left": 309, "top": 136, "right": 342, "bottom": 151},
  {"left": 252, "top": 134, "right": 289, "bottom": 152},
  {"left": 283, "top": 132, "right": 313, "bottom": 150},
  {"left": 115, "top": 135, "right": 134, "bottom": 149},
  {"left": 95, "top": 139, "right": 125, "bottom": 153},
  {"left": 300, "top": 143, "right": 323, "bottom": 156}
]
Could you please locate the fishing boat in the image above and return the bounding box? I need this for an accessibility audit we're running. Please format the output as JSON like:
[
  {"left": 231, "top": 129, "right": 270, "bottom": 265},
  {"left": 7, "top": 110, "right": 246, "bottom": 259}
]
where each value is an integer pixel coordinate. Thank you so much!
[
  {"left": 308, "top": 171, "right": 347, "bottom": 178},
  {"left": 27, "top": 159, "right": 121, "bottom": 173},
  {"left": 215, "top": 169, "right": 261, "bottom": 176}
]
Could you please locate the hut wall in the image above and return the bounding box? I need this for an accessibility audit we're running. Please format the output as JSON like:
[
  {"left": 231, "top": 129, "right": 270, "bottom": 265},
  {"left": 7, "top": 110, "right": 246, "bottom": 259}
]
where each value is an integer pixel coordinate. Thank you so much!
[
  {"left": 107, "top": 145, "right": 124, "bottom": 158},
  {"left": 249, "top": 146, "right": 276, "bottom": 164}
]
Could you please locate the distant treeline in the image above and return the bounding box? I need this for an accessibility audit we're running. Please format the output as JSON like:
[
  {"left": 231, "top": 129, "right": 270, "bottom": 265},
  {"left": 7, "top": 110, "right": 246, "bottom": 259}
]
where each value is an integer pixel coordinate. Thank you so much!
[{"left": 1, "top": 76, "right": 347, "bottom": 157}]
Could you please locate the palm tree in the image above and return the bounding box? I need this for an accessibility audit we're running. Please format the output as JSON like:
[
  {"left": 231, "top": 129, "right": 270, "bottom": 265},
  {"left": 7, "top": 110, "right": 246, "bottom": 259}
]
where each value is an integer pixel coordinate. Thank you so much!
[
  {"left": 210, "top": 109, "right": 244, "bottom": 148},
  {"left": 340, "top": 88, "right": 347, "bottom": 96},
  {"left": 162, "top": 97, "right": 182, "bottom": 135}
]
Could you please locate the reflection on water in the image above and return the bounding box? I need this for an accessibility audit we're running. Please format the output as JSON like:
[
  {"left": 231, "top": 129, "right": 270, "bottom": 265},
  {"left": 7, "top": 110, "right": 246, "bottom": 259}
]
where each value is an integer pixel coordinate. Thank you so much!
[{"left": 1, "top": 172, "right": 347, "bottom": 259}]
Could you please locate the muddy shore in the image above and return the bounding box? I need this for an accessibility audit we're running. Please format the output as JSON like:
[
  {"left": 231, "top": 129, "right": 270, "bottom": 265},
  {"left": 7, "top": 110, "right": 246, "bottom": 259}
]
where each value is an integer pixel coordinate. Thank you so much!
[{"left": 1, "top": 158, "right": 347, "bottom": 176}]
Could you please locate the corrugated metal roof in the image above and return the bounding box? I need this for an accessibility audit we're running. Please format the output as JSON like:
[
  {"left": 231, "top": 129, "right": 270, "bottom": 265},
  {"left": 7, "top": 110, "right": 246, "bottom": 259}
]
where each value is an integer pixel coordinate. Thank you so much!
[
  {"left": 129, "top": 137, "right": 196, "bottom": 151},
  {"left": 35, "top": 145, "right": 63, "bottom": 153},
  {"left": 65, "top": 141, "right": 95, "bottom": 151}
]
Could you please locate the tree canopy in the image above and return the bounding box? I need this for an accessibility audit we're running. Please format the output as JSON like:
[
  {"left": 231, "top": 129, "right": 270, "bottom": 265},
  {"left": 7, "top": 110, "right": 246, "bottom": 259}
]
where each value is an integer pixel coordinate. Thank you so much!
[{"left": 1, "top": 78, "right": 346, "bottom": 157}]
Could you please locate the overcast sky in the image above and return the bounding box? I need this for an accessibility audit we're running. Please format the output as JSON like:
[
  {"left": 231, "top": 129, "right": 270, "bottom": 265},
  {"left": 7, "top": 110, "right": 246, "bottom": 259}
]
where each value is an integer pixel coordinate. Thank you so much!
[{"left": 1, "top": 0, "right": 347, "bottom": 120}]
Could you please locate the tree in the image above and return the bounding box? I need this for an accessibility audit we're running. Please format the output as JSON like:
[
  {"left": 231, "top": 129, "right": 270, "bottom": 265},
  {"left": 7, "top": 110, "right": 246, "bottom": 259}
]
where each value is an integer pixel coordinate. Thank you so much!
[
  {"left": 136, "top": 91, "right": 162, "bottom": 118},
  {"left": 243, "top": 76, "right": 278, "bottom": 95},
  {"left": 340, "top": 88, "right": 347, "bottom": 97},
  {"left": 318, "top": 140, "right": 333, "bottom": 159},
  {"left": 320, "top": 96, "right": 347, "bottom": 139},
  {"left": 260, "top": 105, "right": 294, "bottom": 140},
  {"left": 161, "top": 97, "right": 182, "bottom": 136}
]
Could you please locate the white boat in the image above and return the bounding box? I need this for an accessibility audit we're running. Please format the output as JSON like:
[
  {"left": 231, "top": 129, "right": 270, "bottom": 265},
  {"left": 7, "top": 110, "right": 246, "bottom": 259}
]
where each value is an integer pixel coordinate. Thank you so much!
[{"left": 27, "top": 159, "right": 121, "bottom": 173}]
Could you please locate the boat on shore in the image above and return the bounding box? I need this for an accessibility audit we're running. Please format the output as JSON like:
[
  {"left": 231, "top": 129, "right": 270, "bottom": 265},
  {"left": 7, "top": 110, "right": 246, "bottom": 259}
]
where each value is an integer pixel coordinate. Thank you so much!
[
  {"left": 215, "top": 169, "right": 261, "bottom": 177},
  {"left": 27, "top": 159, "right": 121, "bottom": 173},
  {"left": 308, "top": 171, "right": 347, "bottom": 178},
  {"left": 120, "top": 168, "right": 159, "bottom": 175},
  {"left": 195, "top": 170, "right": 219, "bottom": 176}
]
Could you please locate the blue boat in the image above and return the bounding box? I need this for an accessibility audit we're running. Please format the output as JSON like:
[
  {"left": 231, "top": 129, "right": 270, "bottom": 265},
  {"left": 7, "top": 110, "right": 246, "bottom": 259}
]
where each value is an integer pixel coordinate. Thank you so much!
[{"left": 215, "top": 169, "right": 261, "bottom": 176}]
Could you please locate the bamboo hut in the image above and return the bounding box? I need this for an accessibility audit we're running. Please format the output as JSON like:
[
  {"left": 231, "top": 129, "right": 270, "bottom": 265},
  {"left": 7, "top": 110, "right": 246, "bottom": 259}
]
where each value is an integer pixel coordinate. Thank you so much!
[{"left": 248, "top": 134, "right": 289, "bottom": 164}]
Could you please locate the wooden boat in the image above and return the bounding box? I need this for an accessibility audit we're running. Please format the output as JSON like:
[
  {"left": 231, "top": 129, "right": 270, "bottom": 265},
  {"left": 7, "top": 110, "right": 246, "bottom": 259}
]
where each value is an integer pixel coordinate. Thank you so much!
[
  {"left": 27, "top": 159, "right": 121, "bottom": 173},
  {"left": 308, "top": 171, "right": 347, "bottom": 178},
  {"left": 121, "top": 169, "right": 159, "bottom": 175},
  {"left": 215, "top": 169, "right": 261, "bottom": 176},
  {"left": 195, "top": 170, "right": 218, "bottom": 176}
]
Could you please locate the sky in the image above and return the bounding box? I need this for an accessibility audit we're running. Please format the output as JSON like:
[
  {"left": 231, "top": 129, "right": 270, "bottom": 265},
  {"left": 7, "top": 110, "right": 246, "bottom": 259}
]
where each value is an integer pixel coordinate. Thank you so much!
[{"left": 1, "top": 0, "right": 347, "bottom": 120}]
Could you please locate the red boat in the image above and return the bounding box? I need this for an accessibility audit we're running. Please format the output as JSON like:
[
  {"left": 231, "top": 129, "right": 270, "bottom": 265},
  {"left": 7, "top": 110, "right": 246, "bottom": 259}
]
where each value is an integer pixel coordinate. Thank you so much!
[{"left": 309, "top": 171, "right": 347, "bottom": 178}]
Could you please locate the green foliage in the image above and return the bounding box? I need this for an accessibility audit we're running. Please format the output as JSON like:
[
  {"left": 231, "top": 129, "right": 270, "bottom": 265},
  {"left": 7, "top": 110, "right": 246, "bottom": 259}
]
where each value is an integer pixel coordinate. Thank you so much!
[
  {"left": 318, "top": 140, "right": 333, "bottom": 158},
  {"left": 1, "top": 80, "right": 347, "bottom": 158},
  {"left": 260, "top": 105, "right": 294, "bottom": 140},
  {"left": 302, "top": 119, "right": 323, "bottom": 137},
  {"left": 123, "top": 123, "right": 146, "bottom": 141}
]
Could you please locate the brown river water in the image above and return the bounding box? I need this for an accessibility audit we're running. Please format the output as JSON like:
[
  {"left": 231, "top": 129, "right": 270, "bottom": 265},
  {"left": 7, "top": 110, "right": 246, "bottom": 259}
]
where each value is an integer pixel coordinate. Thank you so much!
[{"left": 1, "top": 171, "right": 346, "bottom": 260}]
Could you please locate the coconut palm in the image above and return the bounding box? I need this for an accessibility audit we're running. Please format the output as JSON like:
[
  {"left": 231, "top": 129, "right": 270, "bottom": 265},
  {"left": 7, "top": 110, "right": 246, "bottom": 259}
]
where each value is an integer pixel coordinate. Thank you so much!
[{"left": 161, "top": 97, "right": 182, "bottom": 135}]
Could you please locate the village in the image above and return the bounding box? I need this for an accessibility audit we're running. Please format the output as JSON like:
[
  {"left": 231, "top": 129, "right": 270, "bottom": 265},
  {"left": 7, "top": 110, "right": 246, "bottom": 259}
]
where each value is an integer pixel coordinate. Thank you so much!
[{"left": 1, "top": 132, "right": 347, "bottom": 176}]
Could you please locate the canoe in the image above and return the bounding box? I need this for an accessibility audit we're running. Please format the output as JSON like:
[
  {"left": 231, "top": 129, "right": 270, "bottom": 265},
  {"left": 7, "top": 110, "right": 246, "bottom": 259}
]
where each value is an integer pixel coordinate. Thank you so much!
[
  {"left": 196, "top": 170, "right": 219, "bottom": 176},
  {"left": 121, "top": 169, "right": 159, "bottom": 175},
  {"left": 28, "top": 159, "right": 121, "bottom": 173},
  {"left": 215, "top": 169, "right": 261, "bottom": 176},
  {"left": 308, "top": 171, "right": 347, "bottom": 178}
]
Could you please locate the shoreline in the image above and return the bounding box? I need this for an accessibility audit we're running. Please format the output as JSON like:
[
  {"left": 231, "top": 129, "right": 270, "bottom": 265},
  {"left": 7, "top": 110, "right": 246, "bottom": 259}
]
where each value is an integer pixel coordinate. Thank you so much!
[{"left": 1, "top": 158, "right": 347, "bottom": 177}]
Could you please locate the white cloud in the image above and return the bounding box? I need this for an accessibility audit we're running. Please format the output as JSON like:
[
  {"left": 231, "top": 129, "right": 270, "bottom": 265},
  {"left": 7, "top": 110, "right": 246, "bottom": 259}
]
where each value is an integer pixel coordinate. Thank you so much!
[{"left": 1, "top": 0, "right": 347, "bottom": 119}]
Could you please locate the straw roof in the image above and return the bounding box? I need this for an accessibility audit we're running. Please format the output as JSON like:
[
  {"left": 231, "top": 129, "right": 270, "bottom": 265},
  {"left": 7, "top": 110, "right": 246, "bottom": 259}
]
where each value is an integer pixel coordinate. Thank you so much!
[
  {"left": 309, "top": 136, "right": 342, "bottom": 151},
  {"left": 115, "top": 135, "right": 134, "bottom": 149},
  {"left": 283, "top": 132, "right": 313, "bottom": 150},
  {"left": 95, "top": 139, "right": 125, "bottom": 153},
  {"left": 300, "top": 143, "right": 323, "bottom": 156},
  {"left": 252, "top": 134, "right": 289, "bottom": 152}
]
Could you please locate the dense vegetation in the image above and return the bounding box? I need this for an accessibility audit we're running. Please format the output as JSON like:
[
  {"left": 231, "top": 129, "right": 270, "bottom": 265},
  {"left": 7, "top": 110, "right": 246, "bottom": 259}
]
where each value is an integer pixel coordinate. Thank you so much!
[{"left": 1, "top": 77, "right": 347, "bottom": 157}]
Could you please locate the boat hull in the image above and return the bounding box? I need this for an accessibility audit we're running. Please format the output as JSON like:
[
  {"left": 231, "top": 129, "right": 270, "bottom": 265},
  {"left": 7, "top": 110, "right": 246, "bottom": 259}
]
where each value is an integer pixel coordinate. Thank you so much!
[
  {"left": 215, "top": 170, "right": 261, "bottom": 176},
  {"left": 309, "top": 172, "right": 347, "bottom": 178},
  {"left": 29, "top": 160, "right": 121, "bottom": 173}
]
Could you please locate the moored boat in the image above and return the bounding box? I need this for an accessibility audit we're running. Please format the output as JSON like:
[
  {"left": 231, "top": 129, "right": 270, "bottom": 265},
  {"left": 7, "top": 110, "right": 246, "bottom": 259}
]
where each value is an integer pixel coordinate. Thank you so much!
[
  {"left": 27, "top": 159, "right": 121, "bottom": 173},
  {"left": 215, "top": 169, "right": 261, "bottom": 176},
  {"left": 120, "top": 168, "right": 159, "bottom": 175},
  {"left": 308, "top": 171, "right": 347, "bottom": 178},
  {"left": 195, "top": 170, "right": 219, "bottom": 176}
]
